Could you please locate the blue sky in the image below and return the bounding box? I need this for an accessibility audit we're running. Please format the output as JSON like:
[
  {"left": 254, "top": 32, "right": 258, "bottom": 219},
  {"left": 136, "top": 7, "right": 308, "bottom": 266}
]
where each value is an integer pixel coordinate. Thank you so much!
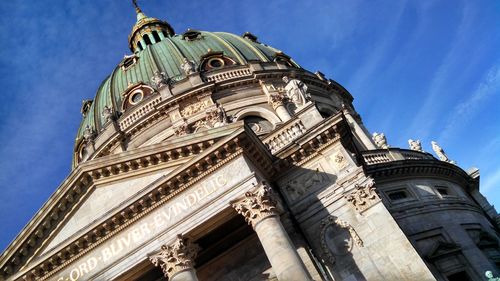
[{"left": 0, "top": 0, "right": 498, "bottom": 251}]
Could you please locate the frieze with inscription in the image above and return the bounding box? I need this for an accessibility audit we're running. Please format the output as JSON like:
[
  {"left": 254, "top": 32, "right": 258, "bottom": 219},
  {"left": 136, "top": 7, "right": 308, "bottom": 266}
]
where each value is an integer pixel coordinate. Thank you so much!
[{"left": 51, "top": 157, "right": 251, "bottom": 281}]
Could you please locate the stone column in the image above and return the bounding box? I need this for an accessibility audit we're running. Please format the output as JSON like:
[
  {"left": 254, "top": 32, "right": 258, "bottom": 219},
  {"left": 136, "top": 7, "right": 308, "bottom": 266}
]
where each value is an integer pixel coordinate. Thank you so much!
[
  {"left": 269, "top": 93, "right": 292, "bottom": 122},
  {"left": 149, "top": 234, "right": 201, "bottom": 281},
  {"left": 232, "top": 183, "right": 311, "bottom": 281}
]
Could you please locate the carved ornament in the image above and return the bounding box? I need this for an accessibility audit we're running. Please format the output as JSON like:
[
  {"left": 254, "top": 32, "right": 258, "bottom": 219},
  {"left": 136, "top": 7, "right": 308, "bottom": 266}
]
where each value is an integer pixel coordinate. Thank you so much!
[
  {"left": 344, "top": 178, "right": 380, "bottom": 213},
  {"left": 268, "top": 93, "right": 287, "bottom": 110},
  {"left": 319, "top": 216, "right": 363, "bottom": 264},
  {"left": 149, "top": 234, "right": 201, "bottom": 279},
  {"left": 285, "top": 167, "right": 327, "bottom": 202},
  {"left": 231, "top": 182, "right": 279, "bottom": 228}
]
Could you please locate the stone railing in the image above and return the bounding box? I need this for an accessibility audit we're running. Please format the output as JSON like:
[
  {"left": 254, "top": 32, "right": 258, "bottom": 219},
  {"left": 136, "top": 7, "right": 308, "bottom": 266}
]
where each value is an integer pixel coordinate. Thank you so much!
[
  {"left": 362, "top": 148, "right": 434, "bottom": 165},
  {"left": 119, "top": 96, "right": 162, "bottom": 130},
  {"left": 263, "top": 119, "right": 307, "bottom": 154},
  {"left": 203, "top": 67, "right": 252, "bottom": 83}
]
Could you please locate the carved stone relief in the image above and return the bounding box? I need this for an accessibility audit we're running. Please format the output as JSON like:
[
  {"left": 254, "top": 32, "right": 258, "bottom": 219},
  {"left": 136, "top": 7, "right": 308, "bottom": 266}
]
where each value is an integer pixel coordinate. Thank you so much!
[
  {"left": 331, "top": 150, "right": 348, "bottom": 171},
  {"left": 319, "top": 216, "right": 363, "bottom": 264},
  {"left": 180, "top": 96, "right": 213, "bottom": 118},
  {"left": 285, "top": 166, "right": 329, "bottom": 202},
  {"left": 344, "top": 178, "right": 380, "bottom": 213}
]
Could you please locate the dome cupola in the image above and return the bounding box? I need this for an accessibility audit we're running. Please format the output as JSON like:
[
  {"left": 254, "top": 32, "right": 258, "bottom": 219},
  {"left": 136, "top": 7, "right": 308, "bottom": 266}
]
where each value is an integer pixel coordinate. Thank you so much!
[{"left": 128, "top": 0, "right": 175, "bottom": 53}]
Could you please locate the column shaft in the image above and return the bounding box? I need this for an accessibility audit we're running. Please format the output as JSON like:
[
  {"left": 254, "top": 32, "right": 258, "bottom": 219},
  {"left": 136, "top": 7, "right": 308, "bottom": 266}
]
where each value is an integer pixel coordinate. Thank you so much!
[
  {"left": 255, "top": 216, "right": 311, "bottom": 281},
  {"left": 170, "top": 269, "right": 199, "bottom": 281}
]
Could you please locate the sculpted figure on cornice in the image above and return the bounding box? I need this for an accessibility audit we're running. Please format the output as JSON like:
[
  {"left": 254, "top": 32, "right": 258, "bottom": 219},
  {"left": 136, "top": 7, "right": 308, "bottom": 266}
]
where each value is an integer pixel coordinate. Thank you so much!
[
  {"left": 151, "top": 70, "right": 169, "bottom": 89},
  {"left": 372, "top": 132, "right": 389, "bottom": 149},
  {"left": 282, "top": 76, "right": 309, "bottom": 108},
  {"left": 431, "top": 141, "right": 456, "bottom": 164},
  {"left": 408, "top": 139, "right": 423, "bottom": 152},
  {"left": 181, "top": 57, "right": 196, "bottom": 75},
  {"left": 102, "top": 105, "right": 114, "bottom": 123},
  {"left": 149, "top": 234, "right": 201, "bottom": 279},
  {"left": 344, "top": 178, "right": 380, "bottom": 213},
  {"left": 83, "top": 125, "right": 96, "bottom": 144},
  {"left": 232, "top": 182, "right": 279, "bottom": 228}
]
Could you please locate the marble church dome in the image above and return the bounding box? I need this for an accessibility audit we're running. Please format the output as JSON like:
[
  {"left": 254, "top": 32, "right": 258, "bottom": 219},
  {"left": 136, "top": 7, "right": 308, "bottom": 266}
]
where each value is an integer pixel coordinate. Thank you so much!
[{"left": 74, "top": 6, "right": 302, "bottom": 167}]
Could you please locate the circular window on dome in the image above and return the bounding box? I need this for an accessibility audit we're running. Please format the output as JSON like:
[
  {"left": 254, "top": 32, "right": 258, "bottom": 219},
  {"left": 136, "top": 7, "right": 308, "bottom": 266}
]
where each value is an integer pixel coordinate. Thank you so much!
[
  {"left": 129, "top": 90, "right": 144, "bottom": 105},
  {"left": 207, "top": 57, "right": 225, "bottom": 69}
]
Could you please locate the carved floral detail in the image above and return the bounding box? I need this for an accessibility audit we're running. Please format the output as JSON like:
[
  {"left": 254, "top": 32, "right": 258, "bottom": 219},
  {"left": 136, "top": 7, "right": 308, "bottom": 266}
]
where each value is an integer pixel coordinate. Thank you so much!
[
  {"left": 232, "top": 182, "right": 279, "bottom": 228},
  {"left": 319, "top": 217, "right": 364, "bottom": 264},
  {"left": 344, "top": 178, "right": 380, "bottom": 213},
  {"left": 149, "top": 234, "right": 201, "bottom": 279}
]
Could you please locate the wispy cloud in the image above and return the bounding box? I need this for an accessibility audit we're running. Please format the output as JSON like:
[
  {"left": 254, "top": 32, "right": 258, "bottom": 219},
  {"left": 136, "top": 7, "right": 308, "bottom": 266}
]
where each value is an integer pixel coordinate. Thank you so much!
[
  {"left": 483, "top": 168, "right": 500, "bottom": 193},
  {"left": 406, "top": 0, "right": 474, "bottom": 139},
  {"left": 439, "top": 65, "right": 500, "bottom": 142}
]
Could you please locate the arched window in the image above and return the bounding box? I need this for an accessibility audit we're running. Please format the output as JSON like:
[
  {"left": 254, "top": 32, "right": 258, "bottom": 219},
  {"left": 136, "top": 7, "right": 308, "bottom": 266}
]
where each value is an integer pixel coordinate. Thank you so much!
[
  {"left": 137, "top": 41, "right": 143, "bottom": 51},
  {"left": 152, "top": 31, "right": 161, "bottom": 43},
  {"left": 143, "top": 34, "right": 152, "bottom": 45}
]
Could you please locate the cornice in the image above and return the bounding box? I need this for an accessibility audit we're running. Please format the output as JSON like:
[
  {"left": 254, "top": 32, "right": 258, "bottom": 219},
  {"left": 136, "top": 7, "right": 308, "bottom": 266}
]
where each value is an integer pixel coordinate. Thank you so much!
[
  {"left": 364, "top": 159, "right": 475, "bottom": 189},
  {"left": 0, "top": 123, "right": 247, "bottom": 280},
  {"left": 5, "top": 123, "right": 276, "bottom": 281}
]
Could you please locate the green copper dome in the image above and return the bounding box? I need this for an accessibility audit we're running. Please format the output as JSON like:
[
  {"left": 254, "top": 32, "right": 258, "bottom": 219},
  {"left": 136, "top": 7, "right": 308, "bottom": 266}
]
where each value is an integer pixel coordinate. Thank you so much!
[{"left": 74, "top": 7, "right": 300, "bottom": 166}]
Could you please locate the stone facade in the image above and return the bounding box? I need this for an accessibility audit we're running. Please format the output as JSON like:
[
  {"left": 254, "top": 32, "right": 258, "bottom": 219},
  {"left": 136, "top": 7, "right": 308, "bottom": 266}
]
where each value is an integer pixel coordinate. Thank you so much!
[{"left": 1, "top": 5, "right": 499, "bottom": 281}]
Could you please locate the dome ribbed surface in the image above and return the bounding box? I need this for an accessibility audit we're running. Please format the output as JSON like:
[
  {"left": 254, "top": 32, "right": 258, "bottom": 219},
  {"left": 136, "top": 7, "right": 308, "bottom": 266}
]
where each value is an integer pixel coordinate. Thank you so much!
[{"left": 76, "top": 31, "right": 286, "bottom": 140}]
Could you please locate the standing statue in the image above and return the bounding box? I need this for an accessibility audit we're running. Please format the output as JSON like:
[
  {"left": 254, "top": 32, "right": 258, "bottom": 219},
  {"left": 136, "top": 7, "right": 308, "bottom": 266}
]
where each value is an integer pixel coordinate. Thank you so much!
[
  {"left": 181, "top": 57, "right": 196, "bottom": 75},
  {"left": 206, "top": 103, "right": 229, "bottom": 128},
  {"left": 372, "top": 132, "right": 389, "bottom": 149},
  {"left": 282, "top": 76, "right": 309, "bottom": 107},
  {"left": 82, "top": 125, "right": 95, "bottom": 143},
  {"left": 102, "top": 105, "right": 114, "bottom": 123},
  {"left": 408, "top": 139, "right": 423, "bottom": 152},
  {"left": 431, "top": 141, "right": 456, "bottom": 164},
  {"left": 485, "top": 271, "right": 500, "bottom": 281},
  {"left": 151, "top": 70, "right": 169, "bottom": 89}
]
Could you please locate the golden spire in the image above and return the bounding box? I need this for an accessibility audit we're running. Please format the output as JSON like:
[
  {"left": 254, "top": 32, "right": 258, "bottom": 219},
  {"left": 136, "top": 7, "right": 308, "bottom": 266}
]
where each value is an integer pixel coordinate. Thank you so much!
[{"left": 132, "top": 0, "right": 142, "bottom": 13}]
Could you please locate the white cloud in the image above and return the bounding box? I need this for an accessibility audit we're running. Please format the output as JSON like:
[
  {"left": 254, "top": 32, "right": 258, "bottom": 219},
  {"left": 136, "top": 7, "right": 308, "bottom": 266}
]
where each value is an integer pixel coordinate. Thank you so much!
[{"left": 439, "top": 65, "right": 500, "bottom": 141}]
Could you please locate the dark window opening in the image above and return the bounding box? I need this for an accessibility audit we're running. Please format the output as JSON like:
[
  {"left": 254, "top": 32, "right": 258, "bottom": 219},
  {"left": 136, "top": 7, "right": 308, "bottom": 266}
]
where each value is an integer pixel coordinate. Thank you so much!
[
  {"left": 123, "top": 58, "right": 136, "bottom": 69},
  {"left": 137, "top": 41, "right": 143, "bottom": 51},
  {"left": 437, "top": 186, "right": 449, "bottom": 196},
  {"left": 161, "top": 30, "right": 168, "bottom": 38},
  {"left": 152, "top": 31, "right": 161, "bottom": 43},
  {"left": 143, "top": 34, "right": 152, "bottom": 45},
  {"left": 447, "top": 271, "right": 471, "bottom": 281},
  {"left": 388, "top": 190, "right": 408, "bottom": 201}
]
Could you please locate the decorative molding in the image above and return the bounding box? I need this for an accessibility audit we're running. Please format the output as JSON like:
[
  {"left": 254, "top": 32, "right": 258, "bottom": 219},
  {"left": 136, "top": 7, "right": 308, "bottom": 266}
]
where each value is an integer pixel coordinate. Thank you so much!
[
  {"left": 344, "top": 178, "right": 380, "bottom": 213},
  {"left": 319, "top": 216, "right": 363, "bottom": 264},
  {"left": 231, "top": 182, "right": 279, "bottom": 228},
  {"left": 149, "top": 234, "right": 200, "bottom": 279},
  {"left": 285, "top": 167, "right": 328, "bottom": 202}
]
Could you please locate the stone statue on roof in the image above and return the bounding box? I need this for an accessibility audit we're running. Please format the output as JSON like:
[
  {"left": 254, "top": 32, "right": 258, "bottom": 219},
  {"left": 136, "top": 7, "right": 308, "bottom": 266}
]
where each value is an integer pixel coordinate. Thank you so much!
[
  {"left": 408, "top": 139, "right": 423, "bottom": 152},
  {"left": 181, "top": 57, "right": 196, "bottom": 75},
  {"left": 151, "top": 70, "right": 169, "bottom": 89},
  {"left": 282, "top": 76, "right": 309, "bottom": 108},
  {"left": 431, "top": 141, "right": 456, "bottom": 164},
  {"left": 372, "top": 132, "right": 389, "bottom": 149}
]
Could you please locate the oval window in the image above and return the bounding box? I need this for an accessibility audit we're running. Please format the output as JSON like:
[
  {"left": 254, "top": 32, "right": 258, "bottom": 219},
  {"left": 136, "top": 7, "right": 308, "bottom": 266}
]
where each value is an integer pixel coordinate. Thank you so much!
[
  {"left": 208, "top": 57, "right": 224, "bottom": 69},
  {"left": 129, "top": 90, "right": 144, "bottom": 105}
]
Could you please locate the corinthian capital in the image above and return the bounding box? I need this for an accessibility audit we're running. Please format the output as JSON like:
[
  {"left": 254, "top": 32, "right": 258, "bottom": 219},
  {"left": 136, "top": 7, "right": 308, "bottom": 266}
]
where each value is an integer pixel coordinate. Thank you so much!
[
  {"left": 231, "top": 182, "right": 279, "bottom": 228},
  {"left": 149, "top": 234, "right": 201, "bottom": 279},
  {"left": 268, "top": 93, "right": 286, "bottom": 110}
]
